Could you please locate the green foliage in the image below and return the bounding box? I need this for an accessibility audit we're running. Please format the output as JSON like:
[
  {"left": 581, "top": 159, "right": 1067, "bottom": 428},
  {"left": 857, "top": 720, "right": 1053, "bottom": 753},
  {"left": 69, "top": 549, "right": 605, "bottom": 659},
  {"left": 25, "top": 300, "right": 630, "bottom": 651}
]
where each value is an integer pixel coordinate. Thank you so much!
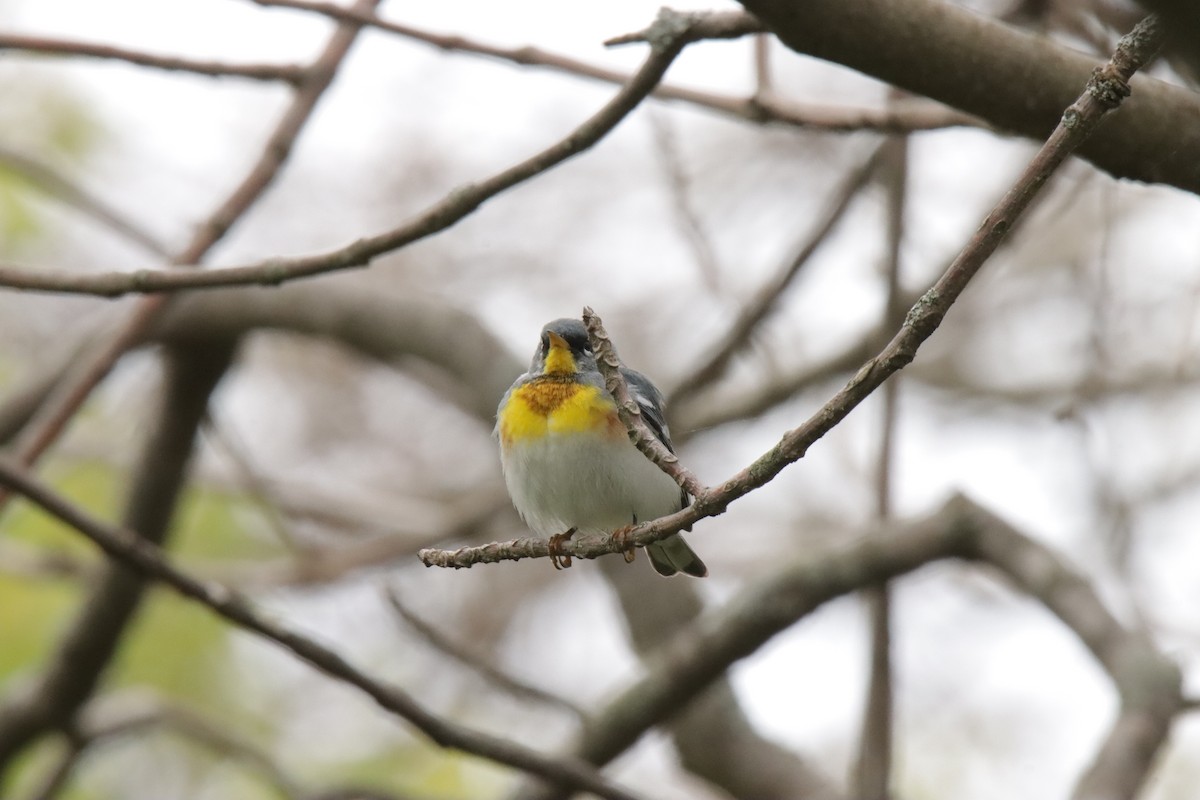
[
  {"left": 323, "top": 744, "right": 505, "bottom": 799},
  {"left": 0, "top": 572, "right": 81, "bottom": 680},
  {"left": 172, "top": 473, "right": 283, "bottom": 562},
  {"left": 0, "top": 461, "right": 114, "bottom": 684},
  {"left": 5, "top": 460, "right": 122, "bottom": 547},
  {"left": 31, "top": 88, "right": 100, "bottom": 160},
  {"left": 0, "top": 455, "right": 490, "bottom": 798},
  {"left": 195, "top": 761, "right": 291, "bottom": 800},
  {"left": 0, "top": 72, "right": 103, "bottom": 252},
  {"left": 108, "top": 588, "right": 232, "bottom": 700},
  {"left": 0, "top": 457, "right": 281, "bottom": 699},
  {"left": 0, "top": 175, "right": 40, "bottom": 248},
  {"left": 0, "top": 456, "right": 296, "bottom": 797}
]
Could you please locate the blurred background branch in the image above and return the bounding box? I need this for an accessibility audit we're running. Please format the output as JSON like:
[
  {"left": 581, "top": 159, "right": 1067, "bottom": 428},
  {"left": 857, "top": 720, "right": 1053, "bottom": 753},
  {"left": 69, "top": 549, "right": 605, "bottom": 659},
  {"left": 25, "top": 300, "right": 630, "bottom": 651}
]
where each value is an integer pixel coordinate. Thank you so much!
[
  {"left": 0, "top": 33, "right": 306, "bottom": 83},
  {"left": 0, "top": 343, "right": 235, "bottom": 772},
  {"left": 0, "top": 0, "right": 385, "bottom": 507}
]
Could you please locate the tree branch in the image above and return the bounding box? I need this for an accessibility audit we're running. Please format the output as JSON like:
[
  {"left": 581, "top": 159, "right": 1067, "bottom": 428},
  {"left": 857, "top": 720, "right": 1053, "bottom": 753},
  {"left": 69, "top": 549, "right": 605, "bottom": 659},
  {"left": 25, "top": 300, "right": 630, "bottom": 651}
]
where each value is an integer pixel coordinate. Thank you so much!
[
  {"left": 517, "top": 495, "right": 1181, "bottom": 800},
  {"left": 737, "top": 0, "right": 1197, "bottom": 193},
  {"left": 0, "top": 33, "right": 305, "bottom": 83},
  {"left": 249, "top": 0, "right": 981, "bottom": 134},
  {"left": 583, "top": 307, "right": 706, "bottom": 499},
  {"left": 0, "top": 459, "right": 645, "bottom": 800},
  {"left": 25, "top": 691, "right": 305, "bottom": 800},
  {"left": 0, "top": 9, "right": 721, "bottom": 298},
  {"left": 854, "top": 130, "right": 909, "bottom": 800},
  {"left": 0, "top": 0, "right": 382, "bottom": 504},
  {"left": 602, "top": 561, "right": 844, "bottom": 800},
  {"left": 0, "top": 283, "right": 522, "bottom": 496},
  {"left": 668, "top": 140, "right": 888, "bottom": 406},
  {"left": 384, "top": 587, "right": 588, "bottom": 722},
  {"left": 0, "top": 343, "right": 234, "bottom": 773},
  {"left": 0, "top": 146, "right": 170, "bottom": 256}
]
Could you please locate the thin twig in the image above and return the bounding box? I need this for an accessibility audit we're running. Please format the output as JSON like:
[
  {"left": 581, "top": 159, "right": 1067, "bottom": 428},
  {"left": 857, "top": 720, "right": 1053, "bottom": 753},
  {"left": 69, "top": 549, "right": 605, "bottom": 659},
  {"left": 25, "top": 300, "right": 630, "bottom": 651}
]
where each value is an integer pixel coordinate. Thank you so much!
[
  {"left": 384, "top": 586, "right": 589, "bottom": 721},
  {"left": 419, "top": 15, "right": 1166, "bottom": 570},
  {"left": 0, "top": 344, "right": 235, "bottom": 771},
  {"left": 649, "top": 113, "right": 722, "bottom": 292},
  {"left": 854, "top": 130, "right": 909, "bottom": 800},
  {"left": 0, "top": 33, "right": 305, "bottom": 83},
  {"left": 583, "top": 308, "right": 707, "bottom": 500},
  {"left": 0, "top": 10, "right": 712, "bottom": 298},
  {"left": 0, "top": 15, "right": 980, "bottom": 299},
  {"left": 675, "top": 325, "right": 883, "bottom": 438},
  {"left": 0, "top": 0, "right": 382, "bottom": 507},
  {"left": 254, "top": 0, "right": 760, "bottom": 46},
  {"left": 0, "top": 457, "right": 642, "bottom": 800},
  {"left": 248, "top": 0, "right": 980, "bottom": 135},
  {"left": 519, "top": 494, "right": 1181, "bottom": 800},
  {"left": 753, "top": 34, "right": 772, "bottom": 95},
  {"left": 670, "top": 140, "right": 889, "bottom": 405},
  {"left": 202, "top": 416, "right": 303, "bottom": 552},
  {"left": 0, "top": 146, "right": 170, "bottom": 256},
  {"left": 25, "top": 692, "right": 306, "bottom": 800}
]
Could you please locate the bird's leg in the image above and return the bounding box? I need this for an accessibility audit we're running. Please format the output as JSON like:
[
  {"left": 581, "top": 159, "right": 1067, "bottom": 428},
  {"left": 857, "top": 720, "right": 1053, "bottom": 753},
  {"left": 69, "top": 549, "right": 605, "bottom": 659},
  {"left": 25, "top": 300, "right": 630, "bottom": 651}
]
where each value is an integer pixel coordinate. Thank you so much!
[
  {"left": 611, "top": 514, "right": 637, "bottom": 564},
  {"left": 548, "top": 527, "right": 577, "bottom": 570}
]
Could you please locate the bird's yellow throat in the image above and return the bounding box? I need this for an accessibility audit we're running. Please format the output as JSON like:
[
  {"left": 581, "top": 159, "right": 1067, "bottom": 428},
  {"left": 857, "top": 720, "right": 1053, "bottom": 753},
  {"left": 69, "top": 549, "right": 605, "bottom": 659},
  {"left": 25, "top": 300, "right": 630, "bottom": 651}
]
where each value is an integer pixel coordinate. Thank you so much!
[{"left": 498, "top": 379, "right": 622, "bottom": 444}]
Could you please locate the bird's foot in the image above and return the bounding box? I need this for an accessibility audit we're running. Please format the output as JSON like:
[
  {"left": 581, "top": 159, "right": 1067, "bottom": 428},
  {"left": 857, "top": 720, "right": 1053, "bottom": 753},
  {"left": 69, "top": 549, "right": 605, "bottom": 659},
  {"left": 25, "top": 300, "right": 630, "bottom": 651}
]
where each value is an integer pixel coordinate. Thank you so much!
[
  {"left": 548, "top": 528, "right": 577, "bottom": 570},
  {"left": 611, "top": 525, "right": 637, "bottom": 564}
]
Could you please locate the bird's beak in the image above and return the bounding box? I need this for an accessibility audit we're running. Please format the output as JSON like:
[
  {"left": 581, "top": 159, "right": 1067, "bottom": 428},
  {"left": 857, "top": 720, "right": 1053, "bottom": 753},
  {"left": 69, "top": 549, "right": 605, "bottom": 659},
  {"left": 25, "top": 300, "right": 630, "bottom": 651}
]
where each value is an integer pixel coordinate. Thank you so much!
[{"left": 542, "top": 330, "right": 575, "bottom": 374}]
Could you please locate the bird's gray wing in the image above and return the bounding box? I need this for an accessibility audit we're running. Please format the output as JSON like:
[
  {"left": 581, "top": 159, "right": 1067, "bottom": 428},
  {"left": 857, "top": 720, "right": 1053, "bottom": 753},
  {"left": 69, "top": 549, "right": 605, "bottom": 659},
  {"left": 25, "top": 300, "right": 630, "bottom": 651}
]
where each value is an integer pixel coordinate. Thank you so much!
[{"left": 621, "top": 367, "right": 689, "bottom": 509}]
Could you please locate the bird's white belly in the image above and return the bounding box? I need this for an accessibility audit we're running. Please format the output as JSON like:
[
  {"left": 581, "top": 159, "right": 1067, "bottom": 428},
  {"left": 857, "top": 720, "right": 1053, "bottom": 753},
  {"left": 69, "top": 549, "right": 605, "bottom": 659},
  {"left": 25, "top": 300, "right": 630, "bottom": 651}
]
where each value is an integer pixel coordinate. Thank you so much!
[{"left": 500, "top": 430, "right": 682, "bottom": 537}]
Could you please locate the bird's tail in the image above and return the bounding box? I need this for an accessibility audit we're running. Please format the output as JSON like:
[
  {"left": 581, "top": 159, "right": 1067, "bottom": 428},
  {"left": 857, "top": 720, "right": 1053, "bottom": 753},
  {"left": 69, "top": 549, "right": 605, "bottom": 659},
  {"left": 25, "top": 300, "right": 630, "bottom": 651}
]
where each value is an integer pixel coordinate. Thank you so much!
[{"left": 646, "top": 533, "right": 707, "bottom": 578}]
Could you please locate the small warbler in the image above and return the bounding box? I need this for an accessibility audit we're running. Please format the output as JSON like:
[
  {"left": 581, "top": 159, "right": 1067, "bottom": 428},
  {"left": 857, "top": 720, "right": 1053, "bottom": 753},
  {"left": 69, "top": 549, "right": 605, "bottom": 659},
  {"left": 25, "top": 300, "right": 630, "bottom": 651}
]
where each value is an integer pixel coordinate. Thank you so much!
[{"left": 496, "top": 318, "right": 706, "bottom": 577}]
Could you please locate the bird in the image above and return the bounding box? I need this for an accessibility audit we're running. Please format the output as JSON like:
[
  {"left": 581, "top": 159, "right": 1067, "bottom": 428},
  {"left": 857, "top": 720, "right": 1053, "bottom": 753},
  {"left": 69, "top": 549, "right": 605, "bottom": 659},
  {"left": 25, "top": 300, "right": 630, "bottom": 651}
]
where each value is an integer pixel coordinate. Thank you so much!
[{"left": 496, "top": 317, "right": 707, "bottom": 577}]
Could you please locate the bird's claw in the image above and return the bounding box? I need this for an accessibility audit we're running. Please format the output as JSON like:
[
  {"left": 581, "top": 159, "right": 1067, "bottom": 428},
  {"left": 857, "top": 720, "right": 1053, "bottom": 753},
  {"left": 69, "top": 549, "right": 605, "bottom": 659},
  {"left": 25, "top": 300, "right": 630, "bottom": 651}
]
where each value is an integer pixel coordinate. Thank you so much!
[
  {"left": 611, "top": 525, "right": 636, "bottom": 564},
  {"left": 548, "top": 528, "right": 577, "bottom": 570}
]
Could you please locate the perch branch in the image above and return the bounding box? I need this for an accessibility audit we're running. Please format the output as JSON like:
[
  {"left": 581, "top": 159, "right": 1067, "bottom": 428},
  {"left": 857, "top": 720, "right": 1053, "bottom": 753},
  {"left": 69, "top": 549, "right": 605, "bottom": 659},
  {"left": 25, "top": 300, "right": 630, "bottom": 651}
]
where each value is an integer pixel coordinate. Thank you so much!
[
  {"left": 419, "top": 15, "right": 1165, "bottom": 571},
  {"left": 583, "top": 307, "right": 707, "bottom": 499}
]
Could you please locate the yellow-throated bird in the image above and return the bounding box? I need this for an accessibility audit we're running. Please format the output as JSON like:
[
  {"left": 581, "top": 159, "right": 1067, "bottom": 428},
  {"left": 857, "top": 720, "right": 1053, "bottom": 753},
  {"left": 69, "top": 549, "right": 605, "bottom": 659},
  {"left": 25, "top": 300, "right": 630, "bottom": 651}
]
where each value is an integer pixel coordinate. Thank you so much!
[{"left": 496, "top": 318, "right": 707, "bottom": 577}]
